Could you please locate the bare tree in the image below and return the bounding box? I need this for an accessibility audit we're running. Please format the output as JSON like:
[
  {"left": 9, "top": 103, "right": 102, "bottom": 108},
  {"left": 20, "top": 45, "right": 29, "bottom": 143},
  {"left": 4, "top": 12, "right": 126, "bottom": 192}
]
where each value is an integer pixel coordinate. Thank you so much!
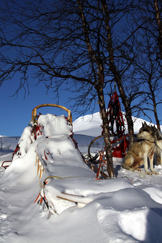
[
  {"left": 0, "top": 0, "right": 116, "bottom": 176},
  {"left": 0, "top": 0, "right": 152, "bottom": 175},
  {"left": 99, "top": 0, "right": 138, "bottom": 145},
  {"left": 130, "top": 0, "right": 162, "bottom": 58},
  {"left": 134, "top": 31, "right": 162, "bottom": 130},
  {"left": 76, "top": 0, "right": 115, "bottom": 176},
  {"left": 129, "top": 0, "right": 162, "bottom": 129}
]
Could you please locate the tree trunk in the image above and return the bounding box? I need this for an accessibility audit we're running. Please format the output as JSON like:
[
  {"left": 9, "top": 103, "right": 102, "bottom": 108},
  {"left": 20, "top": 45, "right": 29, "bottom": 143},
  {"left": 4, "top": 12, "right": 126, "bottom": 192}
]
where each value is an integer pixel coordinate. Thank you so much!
[
  {"left": 154, "top": 0, "right": 162, "bottom": 59},
  {"left": 153, "top": 101, "right": 161, "bottom": 131},
  {"left": 154, "top": 109, "right": 161, "bottom": 131},
  {"left": 77, "top": 0, "right": 114, "bottom": 177},
  {"left": 100, "top": 0, "right": 134, "bottom": 146},
  {"left": 124, "top": 106, "right": 134, "bottom": 145},
  {"left": 96, "top": 84, "right": 115, "bottom": 178},
  {"left": 148, "top": 74, "right": 161, "bottom": 131},
  {"left": 110, "top": 62, "right": 134, "bottom": 146}
]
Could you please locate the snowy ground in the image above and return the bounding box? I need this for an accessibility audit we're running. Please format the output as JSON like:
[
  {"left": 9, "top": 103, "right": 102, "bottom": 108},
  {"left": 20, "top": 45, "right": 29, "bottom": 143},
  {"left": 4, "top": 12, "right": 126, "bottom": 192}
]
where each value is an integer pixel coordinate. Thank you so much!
[{"left": 0, "top": 113, "right": 162, "bottom": 243}]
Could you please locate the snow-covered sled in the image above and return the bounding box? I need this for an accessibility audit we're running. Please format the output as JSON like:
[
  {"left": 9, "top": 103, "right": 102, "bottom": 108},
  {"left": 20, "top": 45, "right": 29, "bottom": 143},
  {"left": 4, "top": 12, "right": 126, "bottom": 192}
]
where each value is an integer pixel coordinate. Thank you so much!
[
  {"left": 33, "top": 112, "right": 97, "bottom": 215},
  {"left": 31, "top": 112, "right": 132, "bottom": 216},
  {"left": 1, "top": 104, "right": 132, "bottom": 217},
  {"left": 0, "top": 104, "right": 98, "bottom": 215}
]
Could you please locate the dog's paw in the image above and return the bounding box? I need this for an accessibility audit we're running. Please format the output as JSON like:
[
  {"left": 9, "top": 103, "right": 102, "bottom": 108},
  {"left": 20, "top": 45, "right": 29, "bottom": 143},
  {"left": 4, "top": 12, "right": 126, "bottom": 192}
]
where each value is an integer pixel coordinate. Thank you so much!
[
  {"left": 151, "top": 171, "right": 159, "bottom": 175},
  {"left": 146, "top": 171, "right": 152, "bottom": 175},
  {"left": 136, "top": 168, "right": 141, "bottom": 172}
]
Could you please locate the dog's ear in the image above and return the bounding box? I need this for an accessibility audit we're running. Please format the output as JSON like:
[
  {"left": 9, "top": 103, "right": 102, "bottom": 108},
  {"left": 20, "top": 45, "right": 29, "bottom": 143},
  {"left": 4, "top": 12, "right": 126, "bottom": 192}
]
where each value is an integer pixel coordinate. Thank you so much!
[
  {"left": 155, "top": 127, "right": 162, "bottom": 140},
  {"left": 142, "top": 122, "right": 146, "bottom": 127},
  {"left": 152, "top": 126, "right": 156, "bottom": 133},
  {"left": 139, "top": 122, "right": 150, "bottom": 133},
  {"left": 143, "top": 122, "right": 148, "bottom": 131},
  {"left": 139, "top": 122, "right": 145, "bottom": 133}
]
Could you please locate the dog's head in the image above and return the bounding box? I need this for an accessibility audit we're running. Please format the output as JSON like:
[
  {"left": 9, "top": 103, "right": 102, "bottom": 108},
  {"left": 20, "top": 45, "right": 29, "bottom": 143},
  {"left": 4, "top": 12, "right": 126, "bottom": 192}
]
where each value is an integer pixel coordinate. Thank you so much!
[
  {"left": 139, "top": 122, "right": 152, "bottom": 134},
  {"left": 138, "top": 122, "right": 161, "bottom": 140}
]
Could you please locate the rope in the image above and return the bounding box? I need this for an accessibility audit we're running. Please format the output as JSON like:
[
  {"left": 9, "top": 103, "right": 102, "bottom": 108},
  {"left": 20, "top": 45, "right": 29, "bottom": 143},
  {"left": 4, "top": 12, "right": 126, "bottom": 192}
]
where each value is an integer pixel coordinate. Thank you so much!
[
  {"left": 136, "top": 137, "right": 162, "bottom": 152},
  {"left": 121, "top": 176, "right": 133, "bottom": 185},
  {"left": 155, "top": 141, "right": 162, "bottom": 152}
]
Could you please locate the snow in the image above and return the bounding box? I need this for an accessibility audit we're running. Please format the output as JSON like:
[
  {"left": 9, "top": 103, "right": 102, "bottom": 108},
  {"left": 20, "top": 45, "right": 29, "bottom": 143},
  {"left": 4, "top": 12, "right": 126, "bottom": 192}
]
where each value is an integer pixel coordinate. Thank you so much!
[
  {"left": 73, "top": 111, "right": 157, "bottom": 135},
  {"left": 0, "top": 112, "right": 162, "bottom": 242},
  {"left": 73, "top": 112, "right": 102, "bottom": 136}
]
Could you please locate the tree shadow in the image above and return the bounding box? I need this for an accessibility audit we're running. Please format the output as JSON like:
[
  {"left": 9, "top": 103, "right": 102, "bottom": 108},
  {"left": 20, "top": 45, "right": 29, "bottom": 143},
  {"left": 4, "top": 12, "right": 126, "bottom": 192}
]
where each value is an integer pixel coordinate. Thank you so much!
[
  {"left": 144, "top": 207, "right": 162, "bottom": 242},
  {"left": 114, "top": 164, "right": 121, "bottom": 177}
]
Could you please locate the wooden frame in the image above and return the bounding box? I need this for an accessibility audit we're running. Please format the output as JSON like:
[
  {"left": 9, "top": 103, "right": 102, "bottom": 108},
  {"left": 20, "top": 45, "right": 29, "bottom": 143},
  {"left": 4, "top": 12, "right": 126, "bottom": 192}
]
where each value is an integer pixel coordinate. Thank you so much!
[{"left": 31, "top": 104, "right": 72, "bottom": 123}]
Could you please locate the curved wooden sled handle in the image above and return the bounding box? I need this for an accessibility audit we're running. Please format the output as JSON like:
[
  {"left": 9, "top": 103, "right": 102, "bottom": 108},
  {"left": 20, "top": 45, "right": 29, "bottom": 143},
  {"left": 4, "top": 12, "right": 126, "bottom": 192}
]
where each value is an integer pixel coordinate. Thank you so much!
[{"left": 31, "top": 104, "right": 72, "bottom": 123}]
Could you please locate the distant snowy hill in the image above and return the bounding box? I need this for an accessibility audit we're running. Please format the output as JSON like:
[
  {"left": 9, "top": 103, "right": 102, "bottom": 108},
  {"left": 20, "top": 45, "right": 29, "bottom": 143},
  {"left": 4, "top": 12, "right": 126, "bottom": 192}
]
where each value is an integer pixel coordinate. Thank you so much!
[
  {"left": 73, "top": 112, "right": 102, "bottom": 137},
  {"left": 73, "top": 111, "right": 156, "bottom": 136}
]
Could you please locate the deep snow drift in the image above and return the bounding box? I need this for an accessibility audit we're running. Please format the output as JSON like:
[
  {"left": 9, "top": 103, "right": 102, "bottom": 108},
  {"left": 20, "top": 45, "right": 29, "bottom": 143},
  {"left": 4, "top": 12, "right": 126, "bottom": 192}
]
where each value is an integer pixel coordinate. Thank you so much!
[{"left": 0, "top": 113, "right": 162, "bottom": 243}]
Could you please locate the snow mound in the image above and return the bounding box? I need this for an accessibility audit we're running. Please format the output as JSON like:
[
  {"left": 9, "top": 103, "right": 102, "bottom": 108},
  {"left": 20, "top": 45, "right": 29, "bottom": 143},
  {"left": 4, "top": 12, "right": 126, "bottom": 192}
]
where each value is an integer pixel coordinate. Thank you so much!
[
  {"left": 38, "top": 113, "right": 73, "bottom": 137},
  {"left": 0, "top": 113, "right": 162, "bottom": 242}
]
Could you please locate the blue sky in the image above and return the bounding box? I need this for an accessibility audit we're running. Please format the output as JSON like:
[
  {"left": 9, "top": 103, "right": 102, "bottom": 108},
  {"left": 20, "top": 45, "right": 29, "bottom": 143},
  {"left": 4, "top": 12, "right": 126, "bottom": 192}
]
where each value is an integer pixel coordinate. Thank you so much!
[{"left": 0, "top": 77, "right": 91, "bottom": 136}]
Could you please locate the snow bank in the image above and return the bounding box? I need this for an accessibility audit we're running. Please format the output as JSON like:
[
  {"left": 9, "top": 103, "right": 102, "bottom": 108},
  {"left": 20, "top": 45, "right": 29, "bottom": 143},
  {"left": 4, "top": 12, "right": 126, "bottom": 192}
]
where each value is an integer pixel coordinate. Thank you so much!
[{"left": 0, "top": 113, "right": 162, "bottom": 242}]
